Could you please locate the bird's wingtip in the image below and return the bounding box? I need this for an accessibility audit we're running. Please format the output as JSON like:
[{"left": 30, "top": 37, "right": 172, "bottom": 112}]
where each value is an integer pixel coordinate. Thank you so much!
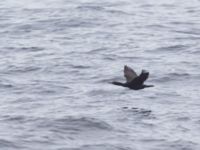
[{"left": 142, "top": 69, "right": 148, "bottom": 73}]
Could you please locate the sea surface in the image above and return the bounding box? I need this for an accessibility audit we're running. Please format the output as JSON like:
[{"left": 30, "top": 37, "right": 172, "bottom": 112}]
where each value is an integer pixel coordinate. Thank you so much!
[{"left": 0, "top": 0, "right": 200, "bottom": 150}]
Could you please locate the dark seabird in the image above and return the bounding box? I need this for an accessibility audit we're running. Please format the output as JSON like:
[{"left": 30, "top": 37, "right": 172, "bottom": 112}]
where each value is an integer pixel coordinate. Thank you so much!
[{"left": 112, "top": 65, "right": 154, "bottom": 90}]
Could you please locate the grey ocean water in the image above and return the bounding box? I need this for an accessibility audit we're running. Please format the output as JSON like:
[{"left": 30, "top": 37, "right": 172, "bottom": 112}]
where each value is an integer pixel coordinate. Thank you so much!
[{"left": 0, "top": 0, "right": 200, "bottom": 149}]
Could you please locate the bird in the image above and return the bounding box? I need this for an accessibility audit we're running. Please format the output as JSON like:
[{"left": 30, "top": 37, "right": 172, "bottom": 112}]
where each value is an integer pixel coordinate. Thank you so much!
[{"left": 112, "top": 65, "right": 154, "bottom": 90}]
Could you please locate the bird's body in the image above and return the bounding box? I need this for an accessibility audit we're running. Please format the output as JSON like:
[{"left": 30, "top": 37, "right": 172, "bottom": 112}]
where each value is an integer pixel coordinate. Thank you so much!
[{"left": 112, "top": 65, "right": 153, "bottom": 90}]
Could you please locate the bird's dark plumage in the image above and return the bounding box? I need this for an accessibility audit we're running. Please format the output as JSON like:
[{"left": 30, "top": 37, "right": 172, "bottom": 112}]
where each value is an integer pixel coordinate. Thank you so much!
[{"left": 112, "top": 65, "right": 154, "bottom": 90}]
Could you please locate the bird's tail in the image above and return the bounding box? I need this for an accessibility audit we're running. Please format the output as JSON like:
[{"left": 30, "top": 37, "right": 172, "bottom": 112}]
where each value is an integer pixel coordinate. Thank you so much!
[
  {"left": 111, "top": 81, "right": 126, "bottom": 87},
  {"left": 144, "top": 85, "right": 154, "bottom": 88}
]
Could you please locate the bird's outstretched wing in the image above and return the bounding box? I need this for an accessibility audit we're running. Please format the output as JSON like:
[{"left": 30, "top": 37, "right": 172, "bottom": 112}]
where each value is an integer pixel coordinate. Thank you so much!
[
  {"left": 124, "top": 65, "right": 138, "bottom": 83},
  {"left": 128, "top": 69, "right": 149, "bottom": 87},
  {"left": 137, "top": 70, "right": 149, "bottom": 84}
]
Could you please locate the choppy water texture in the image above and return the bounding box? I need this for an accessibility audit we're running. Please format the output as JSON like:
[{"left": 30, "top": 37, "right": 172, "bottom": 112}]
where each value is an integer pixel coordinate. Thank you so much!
[{"left": 0, "top": 0, "right": 200, "bottom": 149}]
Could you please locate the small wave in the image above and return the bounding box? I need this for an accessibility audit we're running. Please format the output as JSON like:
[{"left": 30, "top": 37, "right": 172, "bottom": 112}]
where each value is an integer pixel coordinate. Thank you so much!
[
  {"left": 190, "top": 49, "right": 200, "bottom": 54},
  {"left": 69, "top": 64, "right": 91, "bottom": 69},
  {"left": 5, "top": 65, "right": 41, "bottom": 74},
  {"left": 140, "top": 4, "right": 154, "bottom": 8},
  {"left": 77, "top": 5, "right": 105, "bottom": 11},
  {"left": 105, "top": 9, "right": 131, "bottom": 16},
  {"left": 103, "top": 56, "right": 116, "bottom": 61},
  {"left": 1, "top": 115, "right": 113, "bottom": 132},
  {"left": 154, "top": 44, "right": 189, "bottom": 53},
  {"left": 0, "top": 80, "right": 13, "bottom": 89},
  {"left": 173, "top": 29, "right": 200, "bottom": 36},
  {"left": 56, "top": 117, "right": 113, "bottom": 130},
  {"left": 145, "top": 24, "right": 171, "bottom": 30},
  {"left": 66, "top": 144, "right": 132, "bottom": 150},
  {"left": 159, "top": 140, "right": 198, "bottom": 150},
  {"left": 122, "top": 107, "right": 152, "bottom": 117},
  {"left": 1, "top": 115, "right": 37, "bottom": 124},
  {"left": 37, "top": 116, "right": 113, "bottom": 132},
  {"left": 169, "top": 72, "right": 191, "bottom": 77},
  {"left": 153, "top": 72, "right": 191, "bottom": 83},
  {"left": 0, "top": 139, "right": 22, "bottom": 149},
  {"left": 176, "top": 116, "right": 191, "bottom": 122},
  {"left": 170, "top": 21, "right": 196, "bottom": 26},
  {"left": 20, "top": 47, "right": 44, "bottom": 52},
  {"left": 102, "top": 54, "right": 142, "bottom": 61},
  {"left": 52, "top": 18, "right": 100, "bottom": 29},
  {"left": 160, "top": 4, "right": 176, "bottom": 8},
  {"left": 2, "top": 46, "right": 44, "bottom": 53},
  {"left": 85, "top": 48, "right": 107, "bottom": 54}
]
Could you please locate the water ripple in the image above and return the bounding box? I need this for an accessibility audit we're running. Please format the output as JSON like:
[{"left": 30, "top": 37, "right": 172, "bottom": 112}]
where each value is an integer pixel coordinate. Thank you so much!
[{"left": 0, "top": 0, "right": 200, "bottom": 149}]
